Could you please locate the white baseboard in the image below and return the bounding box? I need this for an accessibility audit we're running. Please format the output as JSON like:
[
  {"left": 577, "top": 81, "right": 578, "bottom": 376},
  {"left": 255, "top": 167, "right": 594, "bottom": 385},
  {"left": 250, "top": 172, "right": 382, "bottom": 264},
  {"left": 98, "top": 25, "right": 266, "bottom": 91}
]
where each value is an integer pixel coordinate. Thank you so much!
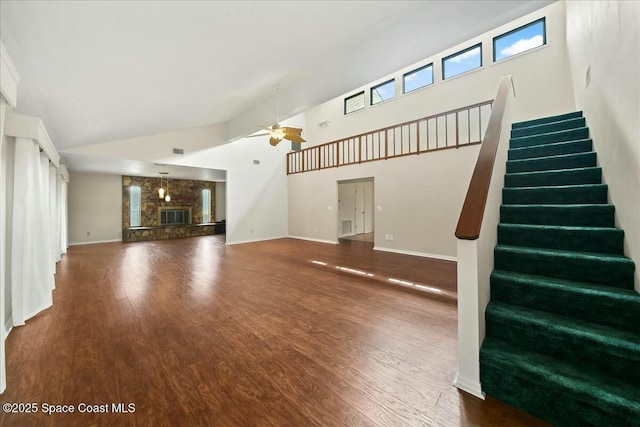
[
  {"left": 287, "top": 235, "right": 338, "bottom": 245},
  {"left": 69, "top": 239, "right": 121, "bottom": 246},
  {"left": 226, "top": 235, "right": 288, "bottom": 245},
  {"left": 453, "top": 373, "right": 486, "bottom": 400},
  {"left": 373, "top": 246, "right": 457, "bottom": 262}
]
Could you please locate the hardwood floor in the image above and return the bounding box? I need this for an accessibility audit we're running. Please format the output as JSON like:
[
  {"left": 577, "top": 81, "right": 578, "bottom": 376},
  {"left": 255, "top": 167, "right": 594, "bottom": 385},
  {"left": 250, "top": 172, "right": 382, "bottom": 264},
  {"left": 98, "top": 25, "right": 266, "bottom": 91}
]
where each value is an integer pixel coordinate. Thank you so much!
[{"left": 0, "top": 236, "right": 549, "bottom": 426}]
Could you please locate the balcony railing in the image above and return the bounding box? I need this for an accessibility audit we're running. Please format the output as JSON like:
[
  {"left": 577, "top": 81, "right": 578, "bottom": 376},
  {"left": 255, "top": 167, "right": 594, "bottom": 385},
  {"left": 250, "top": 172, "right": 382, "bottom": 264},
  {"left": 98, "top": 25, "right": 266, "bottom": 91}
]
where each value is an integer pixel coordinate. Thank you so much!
[{"left": 287, "top": 99, "right": 493, "bottom": 175}]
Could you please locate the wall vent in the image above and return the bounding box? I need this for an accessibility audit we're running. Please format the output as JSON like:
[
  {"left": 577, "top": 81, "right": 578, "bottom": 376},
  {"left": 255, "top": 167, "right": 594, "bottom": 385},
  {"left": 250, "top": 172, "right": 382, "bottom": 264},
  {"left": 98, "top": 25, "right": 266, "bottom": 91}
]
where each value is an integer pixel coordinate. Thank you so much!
[
  {"left": 173, "top": 148, "right": 184, "bottom": 155},
  {"left": 341, "top": 220, "right": 352, "bottom": 234}
]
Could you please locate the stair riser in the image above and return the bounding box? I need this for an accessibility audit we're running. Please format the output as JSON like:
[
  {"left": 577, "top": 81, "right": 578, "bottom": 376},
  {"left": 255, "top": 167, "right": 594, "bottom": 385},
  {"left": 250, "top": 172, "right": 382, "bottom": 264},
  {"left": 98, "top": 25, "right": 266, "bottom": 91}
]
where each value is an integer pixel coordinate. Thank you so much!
[
  {"left": 485, "top": 310, "right": 640, "bottom": 384},
  {"left": 507, "top": 152, "right": 596, "bottom": 173},
  {"left": 494, "top": 248, "right": 635, "bottom": 288},
  {"left": 502, "top": 185, "right": 608, "bottom": 205},
  {"left": 505, "top": 168, "right": 602, "bottom": 188},
  {"left": 480, "top": 359, "right": 638, "bottom": 427},
  {"left": 510, "top": 117, "right": 586, "bottom": 138},
  {"left": 497, "top": 225, "right": 624, "bottom": 254},
  {"left": 510, "top": 127, "right": 590, "bottom": 149},
  {"left": 490, "top": 275, "right": 640, "bottom": 332},
  {"left": 508, "top": 139, "right": 592, "bottom": 161},
  {"left": 500, "top": 206, "right": 615, "bottom": 227},
  {"left": 512, "top": 111, "right": 583, "bottom": 129}
]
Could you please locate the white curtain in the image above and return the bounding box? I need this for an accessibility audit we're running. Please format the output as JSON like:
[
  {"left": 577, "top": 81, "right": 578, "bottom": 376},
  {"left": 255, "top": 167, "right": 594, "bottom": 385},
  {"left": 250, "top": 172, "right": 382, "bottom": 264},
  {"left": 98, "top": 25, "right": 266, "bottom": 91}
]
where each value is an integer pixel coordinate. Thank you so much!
[
  {"left": 0, "top": 97, "right": 7, "bottom": 393},
  {"left": 10, "top": 138, "right": 54, "bottom": 325},
  {"left": 55, "top": 174, "right": 63, "bottom": 260},
  {"left": 49, "top": 164, "right": 60, "bottom": 266},
  {"left": 60, "top": 178, "right": 68, "bottom": 254}
]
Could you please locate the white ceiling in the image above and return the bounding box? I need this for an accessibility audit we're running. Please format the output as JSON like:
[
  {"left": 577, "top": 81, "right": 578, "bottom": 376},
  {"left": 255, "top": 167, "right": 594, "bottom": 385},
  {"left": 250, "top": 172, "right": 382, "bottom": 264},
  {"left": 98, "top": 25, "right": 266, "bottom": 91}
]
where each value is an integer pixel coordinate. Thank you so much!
[{"left": 1, "top": 0, "right": 553, "bottom": 178}]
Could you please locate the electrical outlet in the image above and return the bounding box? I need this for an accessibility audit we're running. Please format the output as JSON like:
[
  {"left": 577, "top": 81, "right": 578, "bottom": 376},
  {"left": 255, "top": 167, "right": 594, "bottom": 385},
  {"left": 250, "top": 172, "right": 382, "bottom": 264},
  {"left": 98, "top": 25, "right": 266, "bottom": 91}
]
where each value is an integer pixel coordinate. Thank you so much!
[
  {"left": 327, "top": 206, "right": 333, "bottom": 211},
  {"left": 390, "top": 234, "right": 394, "bottom": 241},
  {"left": 385, "top": 234, "right": 389, "bottom": 241},
  {"left": 376, "top": 206, "right": 382, "bottom": 212}
]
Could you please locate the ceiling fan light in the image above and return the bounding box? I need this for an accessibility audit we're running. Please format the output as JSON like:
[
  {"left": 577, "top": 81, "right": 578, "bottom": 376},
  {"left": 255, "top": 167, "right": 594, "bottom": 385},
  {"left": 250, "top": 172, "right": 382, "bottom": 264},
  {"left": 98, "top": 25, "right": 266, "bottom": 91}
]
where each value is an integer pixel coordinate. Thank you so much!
[{"left": 271, "top": 128, "right": 285, "bottom": 139}]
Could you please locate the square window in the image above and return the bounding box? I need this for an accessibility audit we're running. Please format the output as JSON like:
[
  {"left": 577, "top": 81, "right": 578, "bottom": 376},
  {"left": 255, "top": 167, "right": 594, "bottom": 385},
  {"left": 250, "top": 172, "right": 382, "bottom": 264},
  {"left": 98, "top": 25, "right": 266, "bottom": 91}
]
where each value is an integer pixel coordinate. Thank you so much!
[
  {"left": 494, "top": 18, "right": 546, "bottom": 62},
  {"left": 403, "top": 64, "right": 433, "bottom": 93},
  {"left": 442, "top": 44, "right": 482, "bottom": 80},
  {"left": 344, "top": 92, "right": 365, "bottom": 114},
  {"left": 370, "top": 79, "right": 395, "bottom": 105}
]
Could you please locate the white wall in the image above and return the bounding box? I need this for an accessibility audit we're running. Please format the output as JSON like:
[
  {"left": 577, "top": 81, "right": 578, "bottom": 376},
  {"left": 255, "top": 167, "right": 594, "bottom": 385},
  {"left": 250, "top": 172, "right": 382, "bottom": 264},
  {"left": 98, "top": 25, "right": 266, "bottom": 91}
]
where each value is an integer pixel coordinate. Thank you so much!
[
  {"left": 289, "top": 2, "right": 576, "bottom": 259},
  {"left": 565, "top": 1, "right": 640, "bottom": 291},
  {"left": 174, "top": 134, "right": 289, "bottom": 244},
  {"left": 68, "top": 172, "right": 122, "bottom": 245}
]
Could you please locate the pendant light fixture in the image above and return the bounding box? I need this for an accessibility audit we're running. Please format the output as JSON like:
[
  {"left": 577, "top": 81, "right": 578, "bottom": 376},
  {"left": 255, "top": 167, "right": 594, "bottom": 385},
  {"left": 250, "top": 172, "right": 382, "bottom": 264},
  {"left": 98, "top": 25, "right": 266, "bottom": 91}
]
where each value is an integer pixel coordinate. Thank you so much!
[
  {"left": 165, "top": 177, "right": 170, "bottom": 202},
  {"left": 158, "top": 175, "right": 165, "bottom": 200}
]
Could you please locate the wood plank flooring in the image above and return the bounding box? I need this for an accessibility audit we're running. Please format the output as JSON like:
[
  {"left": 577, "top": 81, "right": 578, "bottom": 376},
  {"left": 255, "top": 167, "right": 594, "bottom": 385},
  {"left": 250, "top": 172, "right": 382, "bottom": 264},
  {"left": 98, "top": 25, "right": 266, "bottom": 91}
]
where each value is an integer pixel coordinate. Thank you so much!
[{"left": 0, "top": 236, "right": 549, "bottom": 426}]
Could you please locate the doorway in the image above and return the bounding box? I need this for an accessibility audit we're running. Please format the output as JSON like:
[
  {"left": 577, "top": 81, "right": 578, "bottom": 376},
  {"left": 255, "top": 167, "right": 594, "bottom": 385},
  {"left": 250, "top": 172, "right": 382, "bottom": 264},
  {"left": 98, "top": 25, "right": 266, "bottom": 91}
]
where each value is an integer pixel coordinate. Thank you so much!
[{"left": 338, "top": 178, "right": 374, "bottom": 243}]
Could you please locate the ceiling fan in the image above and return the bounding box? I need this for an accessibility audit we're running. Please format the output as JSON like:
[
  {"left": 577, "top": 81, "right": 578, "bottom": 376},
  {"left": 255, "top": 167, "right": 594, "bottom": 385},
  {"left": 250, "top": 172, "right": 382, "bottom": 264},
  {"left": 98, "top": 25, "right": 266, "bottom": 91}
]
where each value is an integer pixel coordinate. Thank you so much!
[{"left": 248, "top": 85, "right": 306, "bottom": 147}]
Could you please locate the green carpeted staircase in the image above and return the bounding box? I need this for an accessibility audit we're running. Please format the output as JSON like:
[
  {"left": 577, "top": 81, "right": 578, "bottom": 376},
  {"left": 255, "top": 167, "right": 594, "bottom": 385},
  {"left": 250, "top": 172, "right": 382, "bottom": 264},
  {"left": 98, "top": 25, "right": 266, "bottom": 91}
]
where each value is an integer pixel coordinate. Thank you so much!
[{"left": 479, "top": 111, "right": 640, "bottom": 426}]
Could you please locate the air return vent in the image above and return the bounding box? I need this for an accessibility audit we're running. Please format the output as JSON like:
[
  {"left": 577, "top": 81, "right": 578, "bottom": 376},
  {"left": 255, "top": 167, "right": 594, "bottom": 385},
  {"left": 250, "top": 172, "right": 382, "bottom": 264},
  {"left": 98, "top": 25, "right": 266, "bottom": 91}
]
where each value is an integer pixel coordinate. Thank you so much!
[{"left": 173, "top": 148, "right": 184, "bottom": 155}]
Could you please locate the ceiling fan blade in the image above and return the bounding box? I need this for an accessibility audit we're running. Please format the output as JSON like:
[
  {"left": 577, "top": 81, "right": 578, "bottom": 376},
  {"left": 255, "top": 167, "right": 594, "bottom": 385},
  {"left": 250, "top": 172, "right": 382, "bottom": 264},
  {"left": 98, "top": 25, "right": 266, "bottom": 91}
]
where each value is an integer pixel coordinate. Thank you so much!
[
  {"left": 283, "top": 133, "right": 306, "bottom": 143},
  {"left": 269, "top": 136, "right": 283, "bottom": 146},
  {"left": 246, "top": 133, "right": 271, "bottom": 138},
  {"left": 282, "top": 127, "right": 302, "bottom": 135}
]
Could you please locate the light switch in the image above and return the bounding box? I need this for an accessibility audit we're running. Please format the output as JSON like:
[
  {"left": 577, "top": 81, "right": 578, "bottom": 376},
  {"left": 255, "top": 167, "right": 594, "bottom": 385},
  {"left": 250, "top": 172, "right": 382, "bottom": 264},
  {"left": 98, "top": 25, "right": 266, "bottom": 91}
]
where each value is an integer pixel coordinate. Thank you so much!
[{"left": 376, "top": 206, "right": 382, "bottom": 212}]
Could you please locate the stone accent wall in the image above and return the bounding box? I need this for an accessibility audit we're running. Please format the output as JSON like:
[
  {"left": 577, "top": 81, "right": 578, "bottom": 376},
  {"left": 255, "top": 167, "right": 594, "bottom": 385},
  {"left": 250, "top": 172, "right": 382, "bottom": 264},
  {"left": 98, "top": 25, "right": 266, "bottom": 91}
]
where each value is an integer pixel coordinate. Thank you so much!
[{"left": 122, "top": 175, "right": 216, "bottom": 228}]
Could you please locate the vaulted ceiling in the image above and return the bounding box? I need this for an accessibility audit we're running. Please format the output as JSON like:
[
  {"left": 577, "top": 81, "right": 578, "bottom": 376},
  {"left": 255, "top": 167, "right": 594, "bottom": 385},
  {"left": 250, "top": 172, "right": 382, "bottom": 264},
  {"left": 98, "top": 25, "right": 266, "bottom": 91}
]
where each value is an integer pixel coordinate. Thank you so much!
[{"left": 1, "top": 1, "right": 552, "bottom": 155}]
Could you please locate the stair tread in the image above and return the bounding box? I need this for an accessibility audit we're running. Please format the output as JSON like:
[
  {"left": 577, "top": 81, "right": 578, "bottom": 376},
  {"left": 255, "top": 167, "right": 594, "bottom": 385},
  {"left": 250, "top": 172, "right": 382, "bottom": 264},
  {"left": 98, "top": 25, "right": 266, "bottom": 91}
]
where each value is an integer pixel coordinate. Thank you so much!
[
  {"left": 512, "top": 112, "right": 583, "bottom": 129},
  {"left": 498, "top": 223, "right": 621, "bottom": 233},
  {"left": 507, "top": 151, "right": 594, "bottom": 164},
  {"left": 502, "top": 203, "right": 613, "bottom": 208},
  {"left": 488, "top": 300, "right": 640, "bottom": 347},
  {"left": 481, "top": 337, "right": 640, "bottom": 413},
  {"left": 492, "top": 269, "right": 640, "bottom": 299},
  {"left": 509, "top": 138, "right": 592, "bottom": 152},
  {"left": 511, "top": 117, "right": 585, "bottom": 136},
  {"left": 510, "top": 126, "right": 589, "bottom": 140},
  {"left": 495, "top": 244, "right": 633, "bottom": 263},
  {"left": 503, "top": 183, "right": 607, "bottom": 191},
  {"left": 505, "top": 166, "right": 601, "bottom": 177}
]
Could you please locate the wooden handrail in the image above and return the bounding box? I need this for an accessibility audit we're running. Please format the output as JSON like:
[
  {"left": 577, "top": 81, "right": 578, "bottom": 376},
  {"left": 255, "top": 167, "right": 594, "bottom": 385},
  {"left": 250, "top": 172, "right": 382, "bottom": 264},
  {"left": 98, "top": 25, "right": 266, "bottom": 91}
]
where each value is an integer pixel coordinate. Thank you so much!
[{"left": 455, "top": 76, "right": 514, "bottom": 240}]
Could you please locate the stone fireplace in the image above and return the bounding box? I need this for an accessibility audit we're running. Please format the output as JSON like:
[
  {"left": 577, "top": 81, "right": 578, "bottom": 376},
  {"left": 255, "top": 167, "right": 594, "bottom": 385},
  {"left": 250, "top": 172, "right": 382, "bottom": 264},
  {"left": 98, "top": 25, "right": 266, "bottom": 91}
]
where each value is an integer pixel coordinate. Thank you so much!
[{"left": 122, "top": 175, "right": 223, "bottom": 242}]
